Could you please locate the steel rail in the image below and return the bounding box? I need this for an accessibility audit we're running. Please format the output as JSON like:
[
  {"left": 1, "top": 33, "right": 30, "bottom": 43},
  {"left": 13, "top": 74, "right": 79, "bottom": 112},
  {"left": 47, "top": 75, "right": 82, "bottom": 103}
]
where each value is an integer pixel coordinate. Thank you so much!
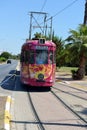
[
  {"left": 27, "top": 89, "right": 45, "bottom": 130},
  {"left": 51, "top": 90, "right": 87, "bottom": 126},
  {"left": 55, "top": 82, "right": 87, "bottom": 93},
  {"left": 52, "top": 86, "right": 87, "bottom": 101}
]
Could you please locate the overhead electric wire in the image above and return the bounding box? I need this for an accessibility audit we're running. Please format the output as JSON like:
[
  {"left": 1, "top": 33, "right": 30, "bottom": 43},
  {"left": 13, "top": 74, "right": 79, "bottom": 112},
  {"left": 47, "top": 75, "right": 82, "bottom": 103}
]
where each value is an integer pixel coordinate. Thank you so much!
[
  {"left": 47, "top": 0, "right": 79, "bottom": 21},
  {"left": 32, "top": 0, "right": 47, "bottom": 22},
  {"left": 40, "top": 0, "right": 47, "bottom": 13},
  {"left": 53, "top": 0, "right": 79, "bottom": 18},
  {"left": 29, "top": 0, "right": 79, "bottom": 37}
]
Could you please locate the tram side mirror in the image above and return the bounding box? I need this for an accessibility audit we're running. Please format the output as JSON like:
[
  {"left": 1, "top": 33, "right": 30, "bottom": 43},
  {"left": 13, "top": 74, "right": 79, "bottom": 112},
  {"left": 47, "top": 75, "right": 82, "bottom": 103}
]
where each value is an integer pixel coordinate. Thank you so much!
[{"left": 39, "top": 38, "right": 45, "bottom": 44}]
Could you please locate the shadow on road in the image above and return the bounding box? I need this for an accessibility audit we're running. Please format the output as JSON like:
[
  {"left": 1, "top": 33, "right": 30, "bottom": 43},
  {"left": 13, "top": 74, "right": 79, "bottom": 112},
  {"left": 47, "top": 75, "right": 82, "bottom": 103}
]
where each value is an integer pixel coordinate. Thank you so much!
[{"left": 1, "top": 70, "right": 50, "bottom": 92}]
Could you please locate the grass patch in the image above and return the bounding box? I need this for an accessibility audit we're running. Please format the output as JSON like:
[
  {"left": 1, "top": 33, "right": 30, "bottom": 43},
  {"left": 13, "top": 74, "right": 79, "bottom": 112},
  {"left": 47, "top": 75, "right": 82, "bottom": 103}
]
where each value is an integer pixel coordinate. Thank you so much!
[{"left": 56, "top": 66, "right": 78, "bottom": 73}]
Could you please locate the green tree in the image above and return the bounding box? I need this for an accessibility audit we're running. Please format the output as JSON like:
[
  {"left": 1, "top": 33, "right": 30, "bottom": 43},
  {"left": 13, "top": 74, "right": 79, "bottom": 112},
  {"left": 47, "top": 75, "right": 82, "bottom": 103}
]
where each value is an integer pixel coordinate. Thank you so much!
[
  {"left": 66, "top": 24, "right": 87, "bottom": 79},
  {"left": 52, "top": 35, "right": 65, "bottom": 67},
  {"left": 64, "top": 43, "right": 79, "bottom": 67},
  {"left": 32, "top": 32, "right": 45, "bottom": 39},
  {"left": 0, "top": 52, "right": 11, "bottom": 59}
]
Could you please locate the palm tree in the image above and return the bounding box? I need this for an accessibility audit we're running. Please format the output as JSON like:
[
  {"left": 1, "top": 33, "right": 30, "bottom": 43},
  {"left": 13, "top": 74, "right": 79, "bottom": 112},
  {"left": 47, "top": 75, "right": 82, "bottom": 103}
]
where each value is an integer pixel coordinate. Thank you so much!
[
  {"left": 64, "top": 43, "right": 79, "bottom": 67},
  {"left": 66, "top": 24, "right": 87, "bottom": 79},
  {"left": 52, "top": 35, "right": 65, "bottom": 67}
]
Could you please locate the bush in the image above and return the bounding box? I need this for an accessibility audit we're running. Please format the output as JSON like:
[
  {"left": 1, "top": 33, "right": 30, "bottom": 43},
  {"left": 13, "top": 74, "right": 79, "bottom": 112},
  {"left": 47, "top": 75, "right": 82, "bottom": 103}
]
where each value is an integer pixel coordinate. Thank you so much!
[
  {"left": 0, "top": 57, "right": 6, "bottom": 62},
  {"left": 71, "top": 69, "right": 78, "bottom": 80}
]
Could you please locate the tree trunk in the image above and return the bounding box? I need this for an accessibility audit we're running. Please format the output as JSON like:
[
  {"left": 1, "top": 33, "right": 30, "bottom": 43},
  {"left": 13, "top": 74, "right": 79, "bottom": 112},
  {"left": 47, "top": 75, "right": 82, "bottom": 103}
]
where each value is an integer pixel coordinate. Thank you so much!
[{"left": 77, "top": 53, "right": 86, "bottom": 79}]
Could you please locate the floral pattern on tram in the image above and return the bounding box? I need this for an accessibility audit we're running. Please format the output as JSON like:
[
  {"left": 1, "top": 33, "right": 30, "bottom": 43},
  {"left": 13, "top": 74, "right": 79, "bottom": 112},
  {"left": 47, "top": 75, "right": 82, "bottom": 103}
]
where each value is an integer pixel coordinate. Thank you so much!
[{"left": 29, "top": 64, "right": 53, "bottom": 79}]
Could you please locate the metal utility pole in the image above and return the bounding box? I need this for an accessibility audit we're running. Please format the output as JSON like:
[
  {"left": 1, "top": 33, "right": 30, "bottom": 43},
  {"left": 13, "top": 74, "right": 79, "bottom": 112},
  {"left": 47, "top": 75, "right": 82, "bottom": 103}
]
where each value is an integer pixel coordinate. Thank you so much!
[
  {"left": 44, "top": 14, "right": 47, "bottom": 37},
  {"left": 84, "top": 0, "right": 87, "bottom": 24},
  {"left": 29, "top": 13, "right": 33, "bottom": 40},
  {"left": 29, "top": 11, "right": 47, "bottom": 40},
  {"left": 28, "top": 11, "right": 53, "bottom": 40},
  {"left": 50, "top": 17, "right": 53, "bottom": 41}
]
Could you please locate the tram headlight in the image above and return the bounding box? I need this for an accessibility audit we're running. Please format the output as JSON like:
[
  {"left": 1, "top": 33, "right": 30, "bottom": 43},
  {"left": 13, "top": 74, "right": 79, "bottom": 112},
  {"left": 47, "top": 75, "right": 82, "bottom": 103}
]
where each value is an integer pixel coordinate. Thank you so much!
[{"left": 38, "top": 74, "right": 44, "bottom": 80}]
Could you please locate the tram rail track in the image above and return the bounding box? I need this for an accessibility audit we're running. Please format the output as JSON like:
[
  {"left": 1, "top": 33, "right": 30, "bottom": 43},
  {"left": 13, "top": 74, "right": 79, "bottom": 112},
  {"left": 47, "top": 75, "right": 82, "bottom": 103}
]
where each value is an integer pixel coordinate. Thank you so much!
[
  {"left": 10, "top": 73, "right": 87, "bottom": 130},
  {"left": 10, "top": 82, "right": 87, "bottom": 130},
  {"left": 51, "top": 89, "right": 87, "bottom": 126},
  {"left": 27, "top": 88, "right": 45, "bottom": 130},
  {"left": 58, "top": 82, "right": 87, "bottom": 93},
  {"left": 26, "top": 86, "right": 87, "bottom": 129},
  {"left": 52, "top": 86, "right": 87, "bottom": 101}
]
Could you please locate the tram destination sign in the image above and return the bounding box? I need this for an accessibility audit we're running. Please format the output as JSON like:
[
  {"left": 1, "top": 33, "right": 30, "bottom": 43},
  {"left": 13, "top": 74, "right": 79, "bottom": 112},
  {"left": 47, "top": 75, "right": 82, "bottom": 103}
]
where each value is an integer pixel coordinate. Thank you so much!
[{"left": 36, "top": 46, "right": 48, "bottom": 50}]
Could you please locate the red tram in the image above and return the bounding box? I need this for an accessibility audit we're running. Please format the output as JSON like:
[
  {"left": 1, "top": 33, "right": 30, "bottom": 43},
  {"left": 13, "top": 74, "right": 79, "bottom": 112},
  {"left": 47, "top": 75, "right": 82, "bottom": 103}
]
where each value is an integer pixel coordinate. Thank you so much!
[{"left": 20, "top": 38, "right": 56, "bottom": 87}]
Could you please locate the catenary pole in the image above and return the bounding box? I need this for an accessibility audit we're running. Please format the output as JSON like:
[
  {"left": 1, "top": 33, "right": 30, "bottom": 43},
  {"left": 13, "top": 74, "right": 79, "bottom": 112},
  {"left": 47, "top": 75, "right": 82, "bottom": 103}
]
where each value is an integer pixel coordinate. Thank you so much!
[{"left": 84, "top": 0, "right": 87, "bottom": 24}]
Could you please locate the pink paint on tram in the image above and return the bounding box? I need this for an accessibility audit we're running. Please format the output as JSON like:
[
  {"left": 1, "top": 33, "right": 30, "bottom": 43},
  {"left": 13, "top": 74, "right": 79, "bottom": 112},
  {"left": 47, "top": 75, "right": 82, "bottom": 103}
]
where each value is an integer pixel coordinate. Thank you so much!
[{"left": 20, "top": 39, "right": 56, "bottom": 87}]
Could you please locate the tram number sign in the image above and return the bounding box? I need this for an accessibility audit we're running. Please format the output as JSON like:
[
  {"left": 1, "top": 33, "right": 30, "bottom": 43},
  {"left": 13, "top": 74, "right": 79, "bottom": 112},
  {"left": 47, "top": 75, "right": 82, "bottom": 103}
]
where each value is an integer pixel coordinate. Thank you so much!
[{"left": 36, "top": 46, "right": 48, "bottom": 50}]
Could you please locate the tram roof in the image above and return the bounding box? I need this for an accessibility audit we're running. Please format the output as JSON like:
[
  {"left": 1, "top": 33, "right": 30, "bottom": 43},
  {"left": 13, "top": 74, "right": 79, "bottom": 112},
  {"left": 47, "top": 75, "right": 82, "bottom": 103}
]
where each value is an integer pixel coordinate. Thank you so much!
[{"left": 23, "top": 39, "right": 56, "bottom": 47}]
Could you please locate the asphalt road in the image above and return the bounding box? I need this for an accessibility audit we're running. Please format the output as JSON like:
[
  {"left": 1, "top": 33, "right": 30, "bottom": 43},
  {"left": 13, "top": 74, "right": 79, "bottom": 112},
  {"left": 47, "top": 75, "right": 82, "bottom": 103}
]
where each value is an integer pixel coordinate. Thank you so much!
[
  {"left": 0, "top": 60, "right": 18, "bottom": 83},
  {"left": 0, "top": 60, "right": 18, "bottom": 96}
]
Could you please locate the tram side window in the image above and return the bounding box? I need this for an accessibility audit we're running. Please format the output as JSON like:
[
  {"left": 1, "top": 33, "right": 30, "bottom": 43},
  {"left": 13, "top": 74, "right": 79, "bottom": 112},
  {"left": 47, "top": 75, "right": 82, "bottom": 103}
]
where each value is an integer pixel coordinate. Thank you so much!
[
  {"left": 29, "top": 50, "right": 35, "bottom": 64},
  {"left": 53, "top": 51, "right": 56, "bottom": 63},
  {"left": 49, "top": 51, "right": 56, "bottom": 64},
  {"left": 25, "top": 51, "right": 29, "bottom": 64},
  {"left": 49, "top": 51, "right": 53, "bottom": 64},
  {"left": 20, "top": 52, "right": 24, "bottom": 62},
  {"left": 20, "top": 51, "right": 29, "bottom": 63}
]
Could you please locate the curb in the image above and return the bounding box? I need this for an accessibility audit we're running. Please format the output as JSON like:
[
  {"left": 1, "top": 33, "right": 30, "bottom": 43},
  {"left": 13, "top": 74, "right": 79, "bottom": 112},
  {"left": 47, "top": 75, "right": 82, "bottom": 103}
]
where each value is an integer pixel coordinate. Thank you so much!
[
  {"left": 4, "top": 96, "right": 12, "bottom": 130},
  {"left": 16, "top": 61, "right": 20, "bottom": 71}
]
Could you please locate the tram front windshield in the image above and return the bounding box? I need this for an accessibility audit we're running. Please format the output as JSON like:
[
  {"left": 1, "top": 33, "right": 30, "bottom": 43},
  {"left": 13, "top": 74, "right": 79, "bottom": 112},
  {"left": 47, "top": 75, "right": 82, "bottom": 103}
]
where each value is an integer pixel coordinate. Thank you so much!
[{"left": 36, "top": 50, "right": 48, "bottom": 64}]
